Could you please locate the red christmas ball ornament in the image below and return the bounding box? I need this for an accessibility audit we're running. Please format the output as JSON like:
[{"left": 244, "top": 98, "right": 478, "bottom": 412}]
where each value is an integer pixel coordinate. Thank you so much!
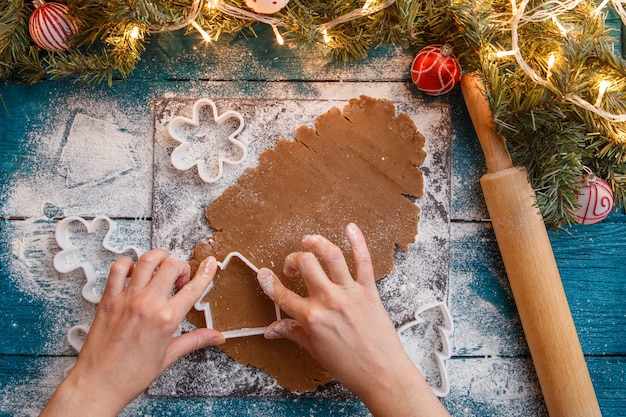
[
  {"left": 570, "top": 168, "right": 614, "bottom": 225},
  {"left": 411, "top": 44, "right": 461, "bottom": 96},
  {"left": 29, "top": 0, "right": 78, "bottom": 52}
]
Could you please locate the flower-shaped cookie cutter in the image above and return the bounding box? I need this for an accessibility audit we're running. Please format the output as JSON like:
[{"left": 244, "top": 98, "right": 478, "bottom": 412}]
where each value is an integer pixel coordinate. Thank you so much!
[
  {"left": 397, "top": 301, "right": 453, "bottom": 397},
  {"left": 194, "top": 252, "right": 282, "bottom": 339},
  {"left": 53, "top": 216, "right": 143, "bottom": 304},
  {"left": 168, "top": 98, "right": 246, "bottom": 183}
]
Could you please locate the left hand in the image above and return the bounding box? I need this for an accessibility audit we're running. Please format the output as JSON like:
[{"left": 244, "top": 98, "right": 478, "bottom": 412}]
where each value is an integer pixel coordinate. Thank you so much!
[{"left": 41, "top": 249, "right": 224, "bottom": 417}]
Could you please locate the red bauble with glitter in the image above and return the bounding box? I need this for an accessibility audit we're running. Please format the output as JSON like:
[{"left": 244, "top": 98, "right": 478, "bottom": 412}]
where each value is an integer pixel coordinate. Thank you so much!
[
  {"left": 570, "top": 170, "right": 614, "bottom": 225},
  {"left": 29, "top": 0, "right": 78, "bottom": 52},
  {"left": 411, "top": 44, "right": 461, "bottom": 96}
]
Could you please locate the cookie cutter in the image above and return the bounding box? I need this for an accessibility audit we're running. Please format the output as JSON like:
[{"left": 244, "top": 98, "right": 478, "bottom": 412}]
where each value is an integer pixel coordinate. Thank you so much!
[
  {"left": 397, "top": 301, "right": 454, "bottom": 397},
  {"left": 194, "top": 251, "right": 282, "bottom": 339},
  {"left": 168, "top": 98, "right": 246, "bottom": 183},
  {"left": 53, "top": 215, "right": 143, "bottom": 304},
  {"left": 64, "top": 324, "right": 90, "bottom": 376}
]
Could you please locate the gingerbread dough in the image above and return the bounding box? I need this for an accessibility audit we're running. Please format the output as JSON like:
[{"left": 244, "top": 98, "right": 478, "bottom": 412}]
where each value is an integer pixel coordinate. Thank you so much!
[{"left": 189, "top": 96, "right": 426, "bottom": 392}]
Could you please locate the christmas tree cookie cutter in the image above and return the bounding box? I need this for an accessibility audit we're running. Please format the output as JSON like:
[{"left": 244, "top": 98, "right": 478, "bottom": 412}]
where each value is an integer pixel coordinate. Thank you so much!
[
  {"left": 53, "top": 215, "right": 143, "bottom": 304},
  {"left": 397, "top": 301, "right": 454, "bottom": 397},
  {"left": 168, "top": 98, "right": 246, "bottom": 183},
  {"left": 194, "top": 251, "right": 282, "bottom": 339}
]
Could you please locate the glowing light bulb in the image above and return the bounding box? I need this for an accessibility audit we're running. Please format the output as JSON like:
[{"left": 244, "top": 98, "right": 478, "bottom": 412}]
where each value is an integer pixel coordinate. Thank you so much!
[
  {"left": 191, "top": 20, "right": 211, "bottom": 42},
  {"left": 495, "top": 50, "right": 517, "bottom": 58},
  {"left": 321, "top": 28, "right": 332, "bottom": 44},
  {"left": 546, "top": 53, "right": 556, "bottom": 78},
  {"left": 552, "top": 17, "right": 568, "bottom": 36},
  {"left": 363, "top": 0, "right": 376, "bottom": 9},
  {"left": 593, "top": 0, "right": 610, "bottom": 15},
  {"left": 129, "top": 26, "right": 140, "bottom": 39},
  {"left": 594, "top": 80, "right": 611, "bottom": 106},
  {"left": 272, "top": 25, "right": 284, "bottom": 45}
]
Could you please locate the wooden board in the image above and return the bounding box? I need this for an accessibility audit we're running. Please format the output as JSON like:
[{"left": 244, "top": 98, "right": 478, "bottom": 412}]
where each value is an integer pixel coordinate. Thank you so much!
[
  {"left": 0, "top": 23, "right": 623, "bottom": 416},
  {"left": 150, "top": 97, "right": 452, "bottom": 397}
]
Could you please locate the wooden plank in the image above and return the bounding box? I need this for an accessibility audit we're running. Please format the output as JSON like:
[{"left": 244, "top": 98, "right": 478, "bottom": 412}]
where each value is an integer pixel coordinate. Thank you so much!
[
  {"left": 131, "top": 26, "right": 414, "bottom": 82},
  {"left": 0, "top": 218, "right": 151, "bottom": 355},
  {"left": 1, "top": 355, "right": 623, "bottom": 416},
  {"left": 451, "top": 221, "right": 626, "bottom": 357}
]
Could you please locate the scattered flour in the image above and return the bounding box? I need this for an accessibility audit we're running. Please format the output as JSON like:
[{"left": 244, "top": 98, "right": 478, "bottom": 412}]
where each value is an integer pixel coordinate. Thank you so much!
[{"left": 0, "top": 78, "right": 540, "bottom": 415}]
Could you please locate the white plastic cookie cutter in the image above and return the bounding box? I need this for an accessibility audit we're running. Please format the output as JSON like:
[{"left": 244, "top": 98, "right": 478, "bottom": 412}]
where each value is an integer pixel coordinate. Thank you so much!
[
  {"left": 64, "top": 324, "right": 90, "bottom": 376},
  {"left": 397, "top": 301, "right": 454, "bottom": 397},
  {"left": 168, "top": 98, "right": 246, "bottom": 183},
  {"left": 53, "top": 215, "right": 143, "bottom": 304},
  {"left": 194, "top": 251, "right": 282, "bottom": 339}
]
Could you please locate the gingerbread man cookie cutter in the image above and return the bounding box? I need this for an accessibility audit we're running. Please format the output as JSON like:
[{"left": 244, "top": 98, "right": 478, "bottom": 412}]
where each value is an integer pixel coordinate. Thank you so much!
[
  {"left": 194, "top": 252, "right": 282, "bottom": 339},
  {"left": 64, "top": 324, "right": 90, "bottom": 376},
  {"left": 53, "top": 215, "right": 143, "bottom": 304},
  {"left": 397, "top": 301, "right": 454, "bottom": 397},
  {"left": 168, "top": 98, "right": 247, "bottom": 183}
]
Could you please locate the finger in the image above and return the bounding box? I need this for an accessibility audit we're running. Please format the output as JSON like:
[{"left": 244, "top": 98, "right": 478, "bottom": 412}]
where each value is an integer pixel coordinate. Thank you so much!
[
  {"left": 164, "top": 328, "right": 225, "bottom": 370},
  {"left": 346, "top": 223, "right": 376, "bottom": 287},
  {"left": 127, "top": 249, "right": 169, "bottom": 290},
  {"left": 264, "top": 319, "right": 313, "bottom": 353},
  {"left": 102, "top": 256, "right": 135, "bottom": 299},
  {"left": 172, "top": 256, "right": 217, "bottom": 315},
  {"left": 283, "top": 251, "right": 334, "bottom": 294},
  {"left": 150, "top": 257, "right": 190, "bottom": 295},
  {"left": 302, "top": 234, "right": 353, "bottom": 286},
  {"left": 257, "top": 268, "right": 307, "bottom": 319}
]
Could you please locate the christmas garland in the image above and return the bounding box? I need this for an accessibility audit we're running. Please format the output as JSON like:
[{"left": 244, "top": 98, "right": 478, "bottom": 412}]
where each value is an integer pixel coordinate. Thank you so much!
[{"left": 1, "top": 0, "right": 625, "bottom": 226}]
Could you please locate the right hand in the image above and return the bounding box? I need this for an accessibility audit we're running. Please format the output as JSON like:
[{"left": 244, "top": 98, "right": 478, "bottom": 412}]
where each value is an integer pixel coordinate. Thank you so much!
[{"left": 256, "top": 223, "right": 450, "bottom": 417}]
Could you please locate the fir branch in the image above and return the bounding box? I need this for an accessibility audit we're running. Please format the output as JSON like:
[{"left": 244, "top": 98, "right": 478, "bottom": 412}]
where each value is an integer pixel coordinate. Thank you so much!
[{"left": 0, "top": 1, "right": 38, "bottom": 79}]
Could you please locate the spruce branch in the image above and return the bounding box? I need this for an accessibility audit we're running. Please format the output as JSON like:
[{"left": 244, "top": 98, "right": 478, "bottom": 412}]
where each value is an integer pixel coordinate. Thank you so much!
[{"left": 0, "top": 0, "right": 623, "bottom": 226}]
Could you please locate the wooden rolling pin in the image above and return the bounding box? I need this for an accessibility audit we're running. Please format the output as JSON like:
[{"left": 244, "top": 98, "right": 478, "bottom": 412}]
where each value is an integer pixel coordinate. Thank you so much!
[{"left": 461, "top": 73, "right": 601, "bottom": 417}]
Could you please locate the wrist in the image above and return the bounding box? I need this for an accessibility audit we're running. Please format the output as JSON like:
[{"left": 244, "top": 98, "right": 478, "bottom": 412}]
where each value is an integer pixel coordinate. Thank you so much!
[
  {"left": 356, "top": 355, "right": 449, "bottom": 417},
  {"left": 41, "top": 367, "right": 128, "bottom": 417}
]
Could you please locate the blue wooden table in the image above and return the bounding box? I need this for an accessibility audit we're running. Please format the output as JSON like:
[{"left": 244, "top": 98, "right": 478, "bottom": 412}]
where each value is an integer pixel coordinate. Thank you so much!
[{"left": 1, "top": 24, "right": 624, "bottom": 416}]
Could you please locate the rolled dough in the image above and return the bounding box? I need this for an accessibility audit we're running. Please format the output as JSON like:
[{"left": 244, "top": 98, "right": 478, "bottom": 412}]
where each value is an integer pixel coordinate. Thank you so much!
[{"left": 189, "top": 96, "right": 426, "bottom": 392}]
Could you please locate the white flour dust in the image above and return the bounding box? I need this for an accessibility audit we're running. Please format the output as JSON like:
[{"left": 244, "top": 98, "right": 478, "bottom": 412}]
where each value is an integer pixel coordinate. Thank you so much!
[{"left": 3, "top": 86, "right": 458, "bottom": 409}]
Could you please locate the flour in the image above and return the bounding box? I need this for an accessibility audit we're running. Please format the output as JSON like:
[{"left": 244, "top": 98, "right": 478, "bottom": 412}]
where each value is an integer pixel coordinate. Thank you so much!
[
  {"left": 150, "top": 96, "right": 453, "bottom": 397},
  {"left": 2, "top": 86, "right": 452, "bottom": 404},
  {"left": 1, "top": 90, "right": 152, "bottom": 219}
]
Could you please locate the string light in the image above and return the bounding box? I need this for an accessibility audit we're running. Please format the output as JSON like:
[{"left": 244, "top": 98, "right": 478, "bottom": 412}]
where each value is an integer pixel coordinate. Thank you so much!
[
  {"left": 363, "top": 0, "right": 377, "bottom": 9},
  {"left": 594, "top": 80, "right": 611, "bottom": 107},
  {"left": 271, "top": 25, "right": 284, "bottom": 45},
  {"left": 546, "top": 53, "right": 556, "bottom": 79},
  {"left": 493, "top": 0, "right": 626, "bottom": 123},
  {"left": 131, "top": 0, "right": 625, "bottom": 125},
  {"left": 552, "top": 16, "right": 568, "bottom": 36},
  {"left": 191, "top": 20, "right": 211, "bottom": 42},
  {"left": 129, "top": 26, "right": 140, "bottom": 39},
  {"left": 321, "top": 28, "right": 332, "bottom": 44}
]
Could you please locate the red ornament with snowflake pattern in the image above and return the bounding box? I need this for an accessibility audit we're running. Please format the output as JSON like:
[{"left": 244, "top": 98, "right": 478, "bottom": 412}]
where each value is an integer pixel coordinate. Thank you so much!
[
  {"left": 411, "top": 44, "right": 462, "bottom": 96},
  {"left": 29, "top": 0, "right": 78, "bottom": 52}
]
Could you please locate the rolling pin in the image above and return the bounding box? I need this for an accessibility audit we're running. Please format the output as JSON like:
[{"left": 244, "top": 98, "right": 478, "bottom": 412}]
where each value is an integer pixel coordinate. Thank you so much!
[{"left": 461, "top": 73, "right": 601, "bottom": 417}]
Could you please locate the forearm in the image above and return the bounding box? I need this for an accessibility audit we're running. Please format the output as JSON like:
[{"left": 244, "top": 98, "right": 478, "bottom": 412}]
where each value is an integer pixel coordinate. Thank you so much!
[{"left": 357, "top": 358, "right": 450, "bottom": 417}]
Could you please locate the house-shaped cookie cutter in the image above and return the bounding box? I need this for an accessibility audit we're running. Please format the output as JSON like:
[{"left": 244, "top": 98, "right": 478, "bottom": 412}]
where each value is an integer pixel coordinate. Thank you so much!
[{"left": 195, "top": 251, "right": 282, "bottom": 339}]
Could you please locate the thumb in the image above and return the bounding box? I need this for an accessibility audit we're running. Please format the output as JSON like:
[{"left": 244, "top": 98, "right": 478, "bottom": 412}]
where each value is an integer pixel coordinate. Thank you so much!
[
  {"left": 264, "top": 319, "right": 313, "bottom": 353},
  {"left": 164, "top": 328, "right": 225, "bottom": 368}
]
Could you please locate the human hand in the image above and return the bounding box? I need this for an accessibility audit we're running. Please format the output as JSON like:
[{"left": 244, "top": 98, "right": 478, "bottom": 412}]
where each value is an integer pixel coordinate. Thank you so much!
[
  {"left": 256, "top": 223, "right": 449, "bottom": 417},
  {"left": 41, "top": 249, "right": 225, "bottom": 417}
]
